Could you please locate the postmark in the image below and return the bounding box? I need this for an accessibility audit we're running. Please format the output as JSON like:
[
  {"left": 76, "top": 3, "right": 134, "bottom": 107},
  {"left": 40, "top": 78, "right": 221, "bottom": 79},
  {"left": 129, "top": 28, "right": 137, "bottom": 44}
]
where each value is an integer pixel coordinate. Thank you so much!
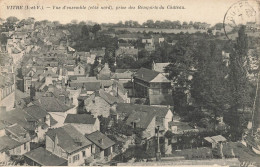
[{"left": 223, "top": 0, "right": 257, "bottom": 40}]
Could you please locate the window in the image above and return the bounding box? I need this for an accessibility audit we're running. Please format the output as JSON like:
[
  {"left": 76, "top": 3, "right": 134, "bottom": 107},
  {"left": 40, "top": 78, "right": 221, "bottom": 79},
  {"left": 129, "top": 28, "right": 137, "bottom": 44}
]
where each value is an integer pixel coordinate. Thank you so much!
[
  {"left": 73, "top": 154, "right": 80, "bottom": 163},
  {"left": 82, "top": 151, "right": 86, "bottom": 157},
  {"left": 24, "top": 143, "right": 27, "bottom": 150},
  {"left": 162, "top": 89, "right": 169, "bottom": 94},
  {"left": 152, "top": 89, "right": 160, "bottom": 95}
]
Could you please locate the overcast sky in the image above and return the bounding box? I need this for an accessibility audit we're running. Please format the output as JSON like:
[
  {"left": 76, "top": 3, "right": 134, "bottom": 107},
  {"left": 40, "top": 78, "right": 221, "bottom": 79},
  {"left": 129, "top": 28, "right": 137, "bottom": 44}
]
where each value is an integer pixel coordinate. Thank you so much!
[{"left": 0, "top": 0, "right": 259, "bottom": 25}]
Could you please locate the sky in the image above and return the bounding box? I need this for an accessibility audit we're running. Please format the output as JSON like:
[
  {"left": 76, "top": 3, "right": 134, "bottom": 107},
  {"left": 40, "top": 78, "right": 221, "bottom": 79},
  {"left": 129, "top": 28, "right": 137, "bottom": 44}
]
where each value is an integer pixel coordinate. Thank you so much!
[{"left": 0, "top": 0, "right": 259, "bottom": 25}]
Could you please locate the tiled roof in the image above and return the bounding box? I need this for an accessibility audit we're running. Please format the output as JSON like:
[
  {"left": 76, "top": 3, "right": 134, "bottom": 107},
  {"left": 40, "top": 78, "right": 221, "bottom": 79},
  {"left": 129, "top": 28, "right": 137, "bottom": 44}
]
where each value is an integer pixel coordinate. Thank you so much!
[
  {"left": 64, "top": 114, "right": 96, "bottom": 124},
  {"left": 23, "top": 105, "right": 48, "bottom": 120},
  {"left": 45, "top": 85, "right": 70, "bottom": 98},
  {"left": 70, "top": 82, "right": 101, "bottom": 91},
  {"left": 153, "top": 62, "right": 170, "bottom": 73},
  {"left": 168, "top": 121, "right": 193, "bottom": 132},
  {"left": 33, "top": 96, "right": 73, "bottom": 112},
  {"left": 97, "top": 74, "right": 111, "bottom": 80},
  {"left": 85, "top": 131, "right": 115, "bottom": 150},
  {"left": 5, "top": 124, "right": 28, "bottom": 138},
  {"left": 0, "top": 136, "right": 21, "bottom": 152},
  {"left": 116, "top": 103, "right": 170, "bottom": 119},
  {"left": 126, "top": 111, "right": 155, "bottom": 129},
  {"left": 134, "top": 68, "right": 160, "bottom": 82},
  {"left": 24, "top": 147, "right": 67, "bottom": 166},
  {"left": 115, "top": 69, "right": 138, "bottom": 73},
  {"left": 96, "top": 89, "right": 124, "bottom": 105},
  {"left": 0, "top": 120, "right": 11, "bottom": 130},
  {"left": 111, "top": 73, "right": 132, "bottom": 79},
  {"left": 46, "top": 125, "right": 92, "bottom": 153},
  {"left": 0, "top": 109, "right": 36, "bottom": 131}
]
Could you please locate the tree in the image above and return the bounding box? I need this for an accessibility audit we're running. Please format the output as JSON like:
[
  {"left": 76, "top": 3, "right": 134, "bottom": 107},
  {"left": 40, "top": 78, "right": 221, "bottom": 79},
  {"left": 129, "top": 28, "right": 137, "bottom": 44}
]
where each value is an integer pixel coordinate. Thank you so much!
[
  {"left": 6, "top": 16, "right": 19, "bottom": 23},
  {"left": 191, "top": 41, "right": 228, "bottom": 130},
  {"left": 91, "top": 24, "right": 101, "bottom": 36},
  {"left": 227, "top": 26, "right": 250, "bottom": 139},
  {"left": 166, "top": 35, "right": 196, "bottom": 113},
  {"left": 81, "top": 25, "right": 89, "bottom": 38}
]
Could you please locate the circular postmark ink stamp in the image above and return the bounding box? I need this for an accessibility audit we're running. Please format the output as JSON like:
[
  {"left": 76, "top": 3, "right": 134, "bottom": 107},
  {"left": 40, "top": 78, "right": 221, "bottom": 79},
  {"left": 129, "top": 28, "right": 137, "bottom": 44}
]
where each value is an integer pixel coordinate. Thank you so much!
[{"left": 223, "top": 0, "right": 257, "bottom": 40}]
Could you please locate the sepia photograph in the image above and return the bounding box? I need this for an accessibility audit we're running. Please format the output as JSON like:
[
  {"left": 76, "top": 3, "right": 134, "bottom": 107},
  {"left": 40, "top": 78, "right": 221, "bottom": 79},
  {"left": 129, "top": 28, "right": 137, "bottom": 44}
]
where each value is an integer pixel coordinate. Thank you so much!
[{"left": 0, "top": 0, "right": 259, "bottom": 166}]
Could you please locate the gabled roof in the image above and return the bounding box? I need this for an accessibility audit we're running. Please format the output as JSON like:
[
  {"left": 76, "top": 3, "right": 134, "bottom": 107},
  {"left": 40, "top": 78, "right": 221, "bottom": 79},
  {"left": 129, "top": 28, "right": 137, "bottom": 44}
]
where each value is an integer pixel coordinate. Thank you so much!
[
  {"left": 0, "top": 108, "right": 36, "bottom": 131},
  {"left": 46, "top": 125, "right": 92, "bottom": 153},
  {"left": 64, "top": 114, "right": 97, "bottom": 124},
  {"left": 126, "top": 111, "right": 155, "bottom": 129},
  {"left": 85, "top": 131, "right": 115, "bottom": 150},
  {"left": 96, "top": 89, "right": 124, "bottom": 105},
  {"left": 24, "top": 147, "right": 67, "bottom": 166},
  {"left": 5, "top": 124, "right": 28, "bottom": 138},
  {"left": 0, "top": 136, "right": 21, "bottom": 152},
  {"left": 33, "top": 96, "right": 73, "bottom": 112},
  {"left": 134, "top": 68, "right": 160, "bottom": 82},
  {"left": 116, "top": 103, "right": 170, "bottom": 119},
  {"left": 23, "top": 105, "right": 48, "bottom": 120}
]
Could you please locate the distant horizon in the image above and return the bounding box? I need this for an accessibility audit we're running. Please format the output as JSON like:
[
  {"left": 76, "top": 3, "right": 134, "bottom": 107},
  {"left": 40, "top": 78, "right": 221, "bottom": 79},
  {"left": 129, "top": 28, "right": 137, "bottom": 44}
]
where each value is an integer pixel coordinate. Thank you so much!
[
  {"left": 0, "top": 17, "right": 219, "bottom": 26},
  {"left": 0, "top": 0, "right": 259, "bottom": 26}
]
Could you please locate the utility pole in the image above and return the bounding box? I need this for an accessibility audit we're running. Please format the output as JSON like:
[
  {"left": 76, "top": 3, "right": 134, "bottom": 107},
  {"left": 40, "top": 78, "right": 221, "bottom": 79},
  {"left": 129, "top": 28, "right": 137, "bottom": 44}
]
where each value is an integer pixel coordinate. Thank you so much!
[{"left": 156, "top": 126, "right": 161, "bottom": 161}]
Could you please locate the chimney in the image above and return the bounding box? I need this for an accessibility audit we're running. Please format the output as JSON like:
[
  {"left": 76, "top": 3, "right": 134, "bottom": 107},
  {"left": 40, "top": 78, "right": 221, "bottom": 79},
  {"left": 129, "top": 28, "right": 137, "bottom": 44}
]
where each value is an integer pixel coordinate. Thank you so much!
[{"left": 99, "top": 138, "right": 104, "bottom": 145}]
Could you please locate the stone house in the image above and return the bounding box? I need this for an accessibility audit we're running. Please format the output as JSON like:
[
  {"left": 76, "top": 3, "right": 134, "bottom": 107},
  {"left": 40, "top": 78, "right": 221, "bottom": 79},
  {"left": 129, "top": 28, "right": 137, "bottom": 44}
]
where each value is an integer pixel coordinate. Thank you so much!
[
  {"left": 64, "top": 114, "right": 100, "bottom": 135},
  {"left": 32, "top": 95, "right": 75, "bottom": 128},
  {"left": 115, "top": 103, "right": 173, "bottom": 133},
  {"left": 0, "top": 124, "right": 31, "bottom": 162},
  {"left": 46, "top": 125, "right": 93, "bottom": 166},
  {"left": 84, "top": 89, "right": 124, "bottom": 118},
  {"left": 126, "top": 111, "right": 156, "bottom": 141},
  {"left": 85, "top": 131, "right": 115, "bottom": 161}
]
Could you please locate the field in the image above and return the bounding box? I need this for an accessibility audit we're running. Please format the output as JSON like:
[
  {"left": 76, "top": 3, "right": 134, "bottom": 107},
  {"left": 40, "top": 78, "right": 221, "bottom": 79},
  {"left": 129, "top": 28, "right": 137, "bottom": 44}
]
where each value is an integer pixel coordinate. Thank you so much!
[{"left": 111, "top": 27, "right": 210, "bottom": 34}]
